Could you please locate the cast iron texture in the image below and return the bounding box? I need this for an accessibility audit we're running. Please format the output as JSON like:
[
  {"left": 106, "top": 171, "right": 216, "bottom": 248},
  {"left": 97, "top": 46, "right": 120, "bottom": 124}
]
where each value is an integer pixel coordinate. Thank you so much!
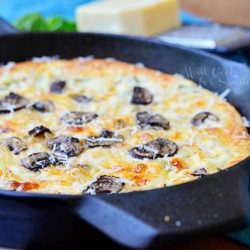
[{"left": 0, "top": 26, "right": 249, "bottom": 249}]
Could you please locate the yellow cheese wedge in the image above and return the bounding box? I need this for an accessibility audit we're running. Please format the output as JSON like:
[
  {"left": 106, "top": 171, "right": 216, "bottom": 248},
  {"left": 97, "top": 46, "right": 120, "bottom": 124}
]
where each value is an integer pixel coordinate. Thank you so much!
[{"left": 76, "top": 0, "right": 180, "bottom": 36}]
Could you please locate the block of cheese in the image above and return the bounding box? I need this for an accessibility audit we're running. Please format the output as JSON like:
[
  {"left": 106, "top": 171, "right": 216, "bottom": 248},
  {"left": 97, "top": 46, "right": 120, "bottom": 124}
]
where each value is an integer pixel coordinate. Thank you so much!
[{"left": 76, "top": 0, "right": 180, "bottom": 36}]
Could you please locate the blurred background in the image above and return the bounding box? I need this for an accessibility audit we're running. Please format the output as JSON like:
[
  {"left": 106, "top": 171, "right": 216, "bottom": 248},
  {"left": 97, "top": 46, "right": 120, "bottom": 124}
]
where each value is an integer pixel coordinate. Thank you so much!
[
  {"left": 0, "top": 0, "right": 249, "bottom": 64},
  {"left": 0, "top": 0, "right": 250, "bottom": 27}
]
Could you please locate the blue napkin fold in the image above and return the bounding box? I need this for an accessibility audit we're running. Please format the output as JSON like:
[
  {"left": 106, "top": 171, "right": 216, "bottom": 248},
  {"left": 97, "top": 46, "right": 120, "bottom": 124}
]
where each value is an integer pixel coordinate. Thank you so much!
[{"left": 0, "top": 0, "right": 249, "bottom": 247}]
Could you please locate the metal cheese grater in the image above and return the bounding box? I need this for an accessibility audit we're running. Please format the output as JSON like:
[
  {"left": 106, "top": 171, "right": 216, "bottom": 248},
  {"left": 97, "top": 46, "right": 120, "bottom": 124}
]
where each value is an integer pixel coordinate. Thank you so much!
[{"left": 157, "top": 24, "right": 250, "bottom": 52}]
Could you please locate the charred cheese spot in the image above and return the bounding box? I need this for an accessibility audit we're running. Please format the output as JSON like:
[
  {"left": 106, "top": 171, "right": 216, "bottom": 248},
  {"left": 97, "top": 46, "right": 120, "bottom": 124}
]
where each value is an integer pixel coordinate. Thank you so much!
[
  {"left": 10, "top": 181, "right": 39, "bottom": 191},
  {"left": 66, "top": 127, "right": 85, "bottom": 133},
  {"left": 170, "top": 158, "right": 188, "bottom": 170},
  {"left": 133, "top": 176, "right": 149, "bottom": 186},
  {"left": 133, "top": 163, "right": 147, "bottom": 174}
]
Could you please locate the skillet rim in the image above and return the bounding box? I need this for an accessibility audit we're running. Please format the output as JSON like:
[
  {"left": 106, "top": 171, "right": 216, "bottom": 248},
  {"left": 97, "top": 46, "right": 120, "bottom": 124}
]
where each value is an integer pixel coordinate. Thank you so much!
[
  {"left": 0, "top": 32, "right": 249, "bottom": 199},
  {"left": 1, "top": 31, "right": 250, "bottom": 69}
]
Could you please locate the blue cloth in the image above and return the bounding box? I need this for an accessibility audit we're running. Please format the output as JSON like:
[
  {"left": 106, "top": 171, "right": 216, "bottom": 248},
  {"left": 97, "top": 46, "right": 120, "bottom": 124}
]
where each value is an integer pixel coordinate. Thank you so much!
[
  {"left": 0, "top": 0, "right": 249, "bottom": 247},
  {"left": 0, "top": 0, "right": 96, "bottom": 21}
]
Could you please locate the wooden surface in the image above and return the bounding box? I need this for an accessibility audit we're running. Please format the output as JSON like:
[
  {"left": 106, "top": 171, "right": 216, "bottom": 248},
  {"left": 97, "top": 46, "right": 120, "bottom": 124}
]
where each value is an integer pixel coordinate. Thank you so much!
[
  {"left": 0, "top": 235, "right": 247, "bottom": 249},
  {"left": 166, "top": 236, "right": 248, "bottom": 250},
  {"left": 180, "top": 0, "right": 250, "bottom": 27}
]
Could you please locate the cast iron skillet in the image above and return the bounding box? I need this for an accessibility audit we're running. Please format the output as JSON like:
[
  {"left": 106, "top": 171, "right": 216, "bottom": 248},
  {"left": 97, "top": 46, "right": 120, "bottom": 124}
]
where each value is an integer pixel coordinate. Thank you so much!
[{"left": 0, "top": 19, "right": 249, "bottom": 250}]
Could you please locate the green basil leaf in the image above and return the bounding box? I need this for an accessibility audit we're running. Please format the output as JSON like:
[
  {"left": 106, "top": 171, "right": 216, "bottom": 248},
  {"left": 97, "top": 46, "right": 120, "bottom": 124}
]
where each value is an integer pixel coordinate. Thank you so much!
[
  {"left": 14, "top": 13, "right": 76, "bottom": 32},
  {"left": 46, "top": 17, "right": 76, "bottom": 32},
  {"left": 14, "top": 13, "right": 47, "bottom": 32}
]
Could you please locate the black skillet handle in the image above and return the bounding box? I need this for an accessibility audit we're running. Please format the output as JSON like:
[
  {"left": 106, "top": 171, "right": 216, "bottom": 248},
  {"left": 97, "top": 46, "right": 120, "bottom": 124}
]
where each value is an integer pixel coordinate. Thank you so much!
[
  {"left": 75, "top": 158, "right": 250, "bottom": 249},
  {"left": 0, "top": 17, "right": 18, "bottom": 35}
]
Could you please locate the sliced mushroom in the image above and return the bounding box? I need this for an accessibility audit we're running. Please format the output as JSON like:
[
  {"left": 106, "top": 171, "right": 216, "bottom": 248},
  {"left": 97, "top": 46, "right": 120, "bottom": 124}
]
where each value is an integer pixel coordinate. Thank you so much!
[
  {"left": 191, "top": 168, "right": 207, "bottom": 177},
  {"left": 5, "top": 137, "right": 28, "bottom": 155},
  {"left": 72, "top": 95, "right": 92, "bottom": 103},
  {"left": 131, "top": 87, "right": 153, "bottom": 105},
  {"left": 136, "top": 111, "right": 169, "bottom": 130},
  {"left": 101, "top": 130, "right": 116, "bottom": 138},
  {"left": 32, "top": 100, "right": 55, "bottom": 112},
  {"left": 47, "top": 136, "right": 84, "bottom": 157},
  {"left": 191, "top": 112, "right": 219, "bottom": 126},
  {"left": 28, "top": 125, "right": 52, "bottom": 137},
  {"left": 129, "top": 138, "right": 178, "bottom": 160},
  {"left": 21, "top": 152, "right": 51, "bottom": 171},
  {"left": 60, "top": 111, "right": 98, "bottom": 126},
  {"left": 86, "top": 175, "right": 124, "bottom": 194},
  {"left": 0, "top": 92, "right": 29, "bottom": 113},
  {"left": 50, "top": 80, "right": 66, "bottom": 94},
  {"left": 129, "top": 146, "right": 155, "bottom": 160},
  {"left": 86, "top": 130, "right": 124, "bottom": 148}
]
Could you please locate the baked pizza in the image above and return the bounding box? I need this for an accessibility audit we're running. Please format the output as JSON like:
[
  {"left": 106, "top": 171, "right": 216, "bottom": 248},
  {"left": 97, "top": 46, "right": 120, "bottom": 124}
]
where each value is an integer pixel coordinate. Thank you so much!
[{"left": 0, "top": 58, "right": 249, "bottom": 194}]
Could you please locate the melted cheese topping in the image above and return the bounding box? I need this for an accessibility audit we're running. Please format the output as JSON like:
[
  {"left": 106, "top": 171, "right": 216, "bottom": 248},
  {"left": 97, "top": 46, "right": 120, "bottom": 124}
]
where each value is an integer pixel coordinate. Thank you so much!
[{"left": 0, "top": 58, "right": 249, "bottom": 194}]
